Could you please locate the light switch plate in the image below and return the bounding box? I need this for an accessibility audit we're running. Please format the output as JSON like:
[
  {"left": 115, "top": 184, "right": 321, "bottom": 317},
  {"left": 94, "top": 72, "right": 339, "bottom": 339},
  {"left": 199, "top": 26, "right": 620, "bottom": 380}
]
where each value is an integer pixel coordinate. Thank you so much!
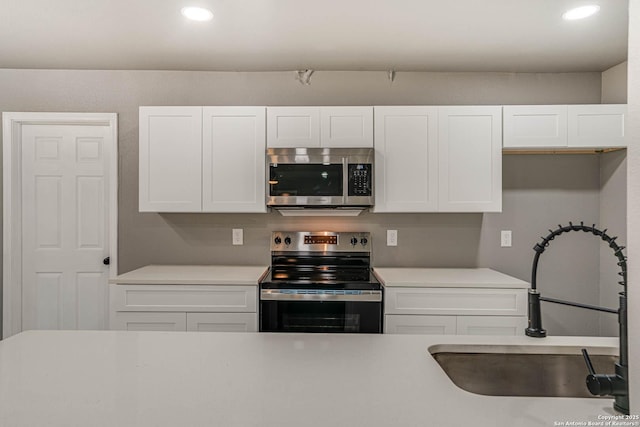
[
  {"left": 387, "top": 230, "right": 398, "bottom": 246},
  {"left": 501, "top": 230, "right": 512, "bottom": 247},
  {"left": 232, "top": 228, "right": 243, "bottom": 245}
]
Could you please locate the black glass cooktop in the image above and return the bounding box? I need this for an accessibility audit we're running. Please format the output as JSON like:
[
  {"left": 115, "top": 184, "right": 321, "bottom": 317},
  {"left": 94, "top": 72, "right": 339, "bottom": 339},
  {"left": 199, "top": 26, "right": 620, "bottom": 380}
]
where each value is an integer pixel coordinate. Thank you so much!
[{"left": 260, "top": 267, "right": 381, "bottom": 290}]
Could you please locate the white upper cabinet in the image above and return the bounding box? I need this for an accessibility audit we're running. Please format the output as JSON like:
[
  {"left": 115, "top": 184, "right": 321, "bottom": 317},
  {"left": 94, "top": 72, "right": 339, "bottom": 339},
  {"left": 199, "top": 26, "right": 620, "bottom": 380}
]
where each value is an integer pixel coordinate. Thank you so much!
[
  {"left": 438, "top": 106, "right": 502, "bottom": 212},
  {"left": 373, "top": 106, "right": 502, "bottom": 213},
  {"left": 568, "top": 104, "right": 626, "bottom": 148},
  {"left": 202, "top": 107, "right": 266, "bottom": 213},
  {"left": 320, "top": 107, "right": 374, "bottom": 147},
  {"left": 373, "top": 106, "right": 439, "bottom": 212},
  {"left": 503, "top": 104, "right": 626, "bottom": 149},
  {"left": 139, "top": 106, "right": 267, "bottom": 213},
  {"left": 139, "top": 106, "right": 202, "bottom": 212},
  {"left": 503, "top": 105, "right": 568, "bottom": 148},
  {"left": 267, "top": 107, "right": 320, "bottom": 147},
  {"left": 267, "top": 107, "right": 373, "bottom": 147}
]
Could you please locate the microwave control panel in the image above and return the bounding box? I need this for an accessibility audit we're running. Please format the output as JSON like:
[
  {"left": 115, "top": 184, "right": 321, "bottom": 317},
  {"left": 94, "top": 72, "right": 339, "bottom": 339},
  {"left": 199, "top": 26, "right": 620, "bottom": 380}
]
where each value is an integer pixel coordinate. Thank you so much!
[{"left": 348, "top": 164, "right": 372, "bottom": 196}]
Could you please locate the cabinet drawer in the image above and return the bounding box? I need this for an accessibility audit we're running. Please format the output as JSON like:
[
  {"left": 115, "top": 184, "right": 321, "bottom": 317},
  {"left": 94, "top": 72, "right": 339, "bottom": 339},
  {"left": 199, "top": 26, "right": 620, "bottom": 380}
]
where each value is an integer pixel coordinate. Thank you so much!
[
  {"left": 385, "top": 287, "right": 526, "bottom": 316},
  {"left": 113, "top": 285, "right": 257, "bottom": 312},
  {"left": 112, "top": 312, "right": 187, "bottom": 331},
  {"left": 456, "top": 316, "right": 526, "bottom": 336},
  {"left": 186, "top": 313, "right": 257, "bottom": 332},
  {"left": 384, "top": 315, "right": 456, "bottom": 335}
]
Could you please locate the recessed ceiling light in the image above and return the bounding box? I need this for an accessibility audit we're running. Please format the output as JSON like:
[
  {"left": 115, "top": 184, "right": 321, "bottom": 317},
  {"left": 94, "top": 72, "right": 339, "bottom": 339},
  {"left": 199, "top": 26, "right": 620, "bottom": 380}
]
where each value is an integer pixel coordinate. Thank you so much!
[
  {"left": 562, "top": 5, "right": 600, "bottom": 20},
  {"left": 181, "top": 6, "right": 214, "bottom": 22}
]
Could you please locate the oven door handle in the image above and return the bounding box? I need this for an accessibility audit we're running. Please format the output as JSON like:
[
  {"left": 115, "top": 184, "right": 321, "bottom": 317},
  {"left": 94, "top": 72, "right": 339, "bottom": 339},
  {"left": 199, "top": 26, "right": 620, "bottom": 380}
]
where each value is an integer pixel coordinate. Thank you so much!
[{"left": 261, "top": 289, "right": 382, "bottom": 302}]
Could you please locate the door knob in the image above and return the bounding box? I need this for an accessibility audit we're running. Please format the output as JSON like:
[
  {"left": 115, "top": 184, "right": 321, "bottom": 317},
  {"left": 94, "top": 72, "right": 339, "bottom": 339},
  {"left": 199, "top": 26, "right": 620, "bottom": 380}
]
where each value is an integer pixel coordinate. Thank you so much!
[{"left": 103, "top": 257, "right": 110, "bottom": 265}]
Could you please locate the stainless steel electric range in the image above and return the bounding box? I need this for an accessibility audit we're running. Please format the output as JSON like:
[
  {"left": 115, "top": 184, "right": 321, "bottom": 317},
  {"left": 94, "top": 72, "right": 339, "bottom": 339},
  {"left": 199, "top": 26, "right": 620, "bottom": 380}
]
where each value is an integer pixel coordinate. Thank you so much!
[{"left": 259, "top": 231, "right": 383, "bottom": 333}]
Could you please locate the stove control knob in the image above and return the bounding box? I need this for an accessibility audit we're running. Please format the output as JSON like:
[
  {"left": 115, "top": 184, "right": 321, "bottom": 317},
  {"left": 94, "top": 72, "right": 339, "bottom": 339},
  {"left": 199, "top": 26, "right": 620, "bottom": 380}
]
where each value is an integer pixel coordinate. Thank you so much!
[
  {"left": 284, "top": 236, "right": 292, "bottom": 246},
  {"left": 274, "top": 236, "right": 282, "bottom": 245},
  {"left": 360, "top": 237, "right": 368, "bottom": 246},
  {"left": 350, "top": 237, "right": 358, "bottom": 246}
]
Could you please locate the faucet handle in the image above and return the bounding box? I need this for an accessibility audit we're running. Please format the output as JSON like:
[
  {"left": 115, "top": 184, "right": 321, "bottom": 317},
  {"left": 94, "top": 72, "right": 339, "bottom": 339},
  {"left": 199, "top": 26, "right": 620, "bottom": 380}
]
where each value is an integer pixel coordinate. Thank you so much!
[
  {"left": 582, "top": 348, "right": 596, "bottom": 375},
  {"left": 581, "top": 349, "right": 618, "bottom": 396}
]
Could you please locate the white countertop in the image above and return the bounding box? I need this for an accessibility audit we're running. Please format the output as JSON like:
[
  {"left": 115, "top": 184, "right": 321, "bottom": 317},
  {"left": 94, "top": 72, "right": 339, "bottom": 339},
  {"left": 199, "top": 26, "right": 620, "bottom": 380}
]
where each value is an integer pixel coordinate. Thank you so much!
[
  {"left": 109, "top": 265, "right": 268, "bottom": 285},
  {"left": 374, "top": 267, "right": 530, "bottom": 288},
  {"left": 0, "top": 330, "right": 620, "bottom": 427}
]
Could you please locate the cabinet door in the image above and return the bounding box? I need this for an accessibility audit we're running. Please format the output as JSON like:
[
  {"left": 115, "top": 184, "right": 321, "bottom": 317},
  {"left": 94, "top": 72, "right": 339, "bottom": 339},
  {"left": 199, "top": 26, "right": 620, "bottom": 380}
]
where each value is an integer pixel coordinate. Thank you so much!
[
  {"left": 384, "top": 315, "right": 456, "bottom": 335},
  {"left": 385, "top": 287, "right": 527, "bottom": 316},
  {"left": 372, "top": 106, "right": 439, "bottom": 212},
  {"left": 503, "top": 105, "right": 568, "bottom": 148},
  {"left": 320, "top": 107, "right": 373, "bottom": 147},
  {"left": 139, "top": 107, "right": 202, "bottom": 212},
  {"left": 267, "top": 107, "right": 320, "bottom": 147},
  {"left": 438, "top": 106, "right": 502, "bottom": 212},
  {"left": 112, "top": 312, "right": 186, "bottom": 331},
  {"left": 112, "top": 285, "right": 258, "bottom": 313},
  {"left": 456, "top": 316, "right": 527, "bottom": 336},
  {"left": 202, "top": 107, "right": 267, "bottom": 212},
  {"left": 186, "top": 313, "right": 258, "bottom": 332},
  {"left": 568, "top": 104, "right": 626, "bottom": 148}
]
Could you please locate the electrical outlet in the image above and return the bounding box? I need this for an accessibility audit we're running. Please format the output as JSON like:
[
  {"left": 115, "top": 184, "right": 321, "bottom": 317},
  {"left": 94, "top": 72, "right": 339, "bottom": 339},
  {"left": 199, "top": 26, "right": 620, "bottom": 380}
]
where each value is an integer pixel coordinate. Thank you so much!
[
  {"left": 501, "top": 230, "right": 512, "bottom": 247},
  {"left": 232, "top": 228, "right": 243, "bottom": 245},
  {"left": 387, "top": 230, "right": 398, "bottom": 247}
]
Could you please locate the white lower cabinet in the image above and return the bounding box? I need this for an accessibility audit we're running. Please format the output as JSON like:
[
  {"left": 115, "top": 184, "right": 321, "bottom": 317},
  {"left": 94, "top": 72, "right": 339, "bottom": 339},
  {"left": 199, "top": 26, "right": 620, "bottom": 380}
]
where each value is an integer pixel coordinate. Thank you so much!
[
  {"left": 110, "top": 285, "right": 258, "bottom": 332},
  {"left": 384, "top": 287, "right": 527, "bottom": 336},
  {"left": 384, "top": 314, "right": 526, "bottom": 336},
  {"left": 456, "top": 316, "right": 527, "bottom": 336},
  {"left": 186, "top": 313, "right": 257, "bottom": 332},
  {"left": 113, "top": 312, "right": 187, "bottom": 332},
  {"left": 384, "top": 315, "right": 456, "bottom": 335}
]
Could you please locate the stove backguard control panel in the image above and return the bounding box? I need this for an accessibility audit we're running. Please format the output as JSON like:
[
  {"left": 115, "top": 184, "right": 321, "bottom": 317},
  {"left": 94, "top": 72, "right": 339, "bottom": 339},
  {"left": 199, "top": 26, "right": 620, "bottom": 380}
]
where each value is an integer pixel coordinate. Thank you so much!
[{"left": 271, "top": 231, "right": 370, "bottom": 252}]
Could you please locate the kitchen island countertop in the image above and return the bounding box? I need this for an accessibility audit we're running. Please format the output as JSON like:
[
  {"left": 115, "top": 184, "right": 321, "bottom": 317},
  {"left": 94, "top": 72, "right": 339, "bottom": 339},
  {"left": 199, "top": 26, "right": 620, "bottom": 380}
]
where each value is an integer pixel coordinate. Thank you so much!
[
  {"left": 0, "top": 330, "right": 620, "bottom": 427},
  {"left": 109, "top": 264, "right": 269, "bottom": 286}
]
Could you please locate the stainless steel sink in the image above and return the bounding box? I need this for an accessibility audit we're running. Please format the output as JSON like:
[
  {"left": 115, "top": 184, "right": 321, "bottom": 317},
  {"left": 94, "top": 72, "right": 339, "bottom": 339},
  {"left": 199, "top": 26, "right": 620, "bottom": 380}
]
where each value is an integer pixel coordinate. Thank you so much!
[{"left": 430, "top": 346, "right": 618, "bottom": 398}]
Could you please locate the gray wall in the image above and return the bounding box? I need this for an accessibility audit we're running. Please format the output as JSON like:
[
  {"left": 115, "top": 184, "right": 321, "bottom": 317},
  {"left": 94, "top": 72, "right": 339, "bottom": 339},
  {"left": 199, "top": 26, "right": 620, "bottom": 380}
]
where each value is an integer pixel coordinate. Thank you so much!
[
  {"left": 0, "top": 68, "right": 619, "bottom": 336},
  {"left": 600, "top": 62, "right": 628, "bottom": 336},
  {"left": 600, "top": 151, "right": 627, "bottom": 336},
  {"left": 479, "top": 154, "right": 603, "bottom": 336},
  {"left": 602, "top": 61, "right": 628, "bottom": 103},
  {"left": 627, "top": 0, "right": 640, "bottom": 411}
]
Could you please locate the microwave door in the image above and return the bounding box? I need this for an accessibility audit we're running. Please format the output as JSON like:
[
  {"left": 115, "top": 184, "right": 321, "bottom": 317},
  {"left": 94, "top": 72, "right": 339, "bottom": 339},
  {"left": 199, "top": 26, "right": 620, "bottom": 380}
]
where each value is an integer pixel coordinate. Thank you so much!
[{"left": 268, "top": 163, "right": 345, "bottom": 206}]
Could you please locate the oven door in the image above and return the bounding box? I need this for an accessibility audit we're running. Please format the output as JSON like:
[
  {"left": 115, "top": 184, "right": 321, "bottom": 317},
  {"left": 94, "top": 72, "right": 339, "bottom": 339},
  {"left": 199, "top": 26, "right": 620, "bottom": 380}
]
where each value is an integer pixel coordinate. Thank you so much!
[{"left": 260, "top": 289, "right": 382, "bottom": 333}]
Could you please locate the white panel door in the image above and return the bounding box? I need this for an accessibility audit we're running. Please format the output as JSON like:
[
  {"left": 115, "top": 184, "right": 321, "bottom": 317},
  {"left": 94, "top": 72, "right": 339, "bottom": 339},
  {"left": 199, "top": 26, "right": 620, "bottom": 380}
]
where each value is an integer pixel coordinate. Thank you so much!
[
  {"left": 21, "top": 124, "right": 111, "bottom": 331},
  {"left": 186, "top": 313, "right": 258, "bottom": 332},
  {"left": 456, "top": 316, "right": 527, "bottom": 336},
  {"left": 112, "top": 312, "right": 187, "bottom": 331},
  {"left": 438, "top": 106, "right": 502, "bottom": 212},
  {"left": 384, "top": 315, "right": 456, "bottom": 335},
  {"left": 568, "top": 104, "right": 626, "bottom": 148},
  {"left": 373, "top": 106, "right": 439, "bottom": 212},
  {"left": 320, "top": 107, "right": 373, "bottom": 147},
  {"left": 266, "top": 107, "right": 320, "bottom": 147},
  {"left": 202, "top": 107, "right": 267, "bottom": 212},
  {"left": 503, "top": 105, "right": 568, "bottom": 148},
  {"left": 139, "top": 106, "right": 202, "bottom": 212}
]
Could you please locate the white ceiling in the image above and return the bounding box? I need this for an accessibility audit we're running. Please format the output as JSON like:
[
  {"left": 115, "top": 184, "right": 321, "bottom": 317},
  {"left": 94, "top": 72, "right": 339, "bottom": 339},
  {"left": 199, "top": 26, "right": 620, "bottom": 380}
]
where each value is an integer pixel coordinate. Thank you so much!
[{"left": 0, "top": 0, "right": 629, "bottom": 73}]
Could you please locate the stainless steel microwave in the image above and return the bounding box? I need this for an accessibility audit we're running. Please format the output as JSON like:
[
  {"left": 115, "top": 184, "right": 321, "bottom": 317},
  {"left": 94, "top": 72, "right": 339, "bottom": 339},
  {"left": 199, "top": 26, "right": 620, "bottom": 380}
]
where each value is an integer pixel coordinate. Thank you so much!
[{"left": 266, "top": 147, "right": 374, "bottom": 208}]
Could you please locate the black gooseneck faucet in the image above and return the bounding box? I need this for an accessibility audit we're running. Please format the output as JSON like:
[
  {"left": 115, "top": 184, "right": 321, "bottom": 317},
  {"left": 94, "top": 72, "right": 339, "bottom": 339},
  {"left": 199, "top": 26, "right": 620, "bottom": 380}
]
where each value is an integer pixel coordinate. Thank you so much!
[{"left": 525, "top": 222, "right": 629, "bottom": 415}]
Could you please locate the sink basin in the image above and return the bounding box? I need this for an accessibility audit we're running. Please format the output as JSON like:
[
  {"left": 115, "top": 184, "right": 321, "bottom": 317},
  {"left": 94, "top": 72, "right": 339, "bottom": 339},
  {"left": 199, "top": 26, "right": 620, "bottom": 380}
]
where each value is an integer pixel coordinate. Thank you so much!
[{"left": 430, "top": 345, "right": 618, "bottom": 398}]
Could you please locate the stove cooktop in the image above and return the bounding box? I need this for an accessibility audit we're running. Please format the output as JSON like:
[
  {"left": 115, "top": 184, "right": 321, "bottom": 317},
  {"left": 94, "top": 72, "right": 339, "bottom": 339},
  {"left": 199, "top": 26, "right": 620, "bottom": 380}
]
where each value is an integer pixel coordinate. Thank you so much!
[{"left": 260, "top": 267, "right": 381, "bottom": 290}]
